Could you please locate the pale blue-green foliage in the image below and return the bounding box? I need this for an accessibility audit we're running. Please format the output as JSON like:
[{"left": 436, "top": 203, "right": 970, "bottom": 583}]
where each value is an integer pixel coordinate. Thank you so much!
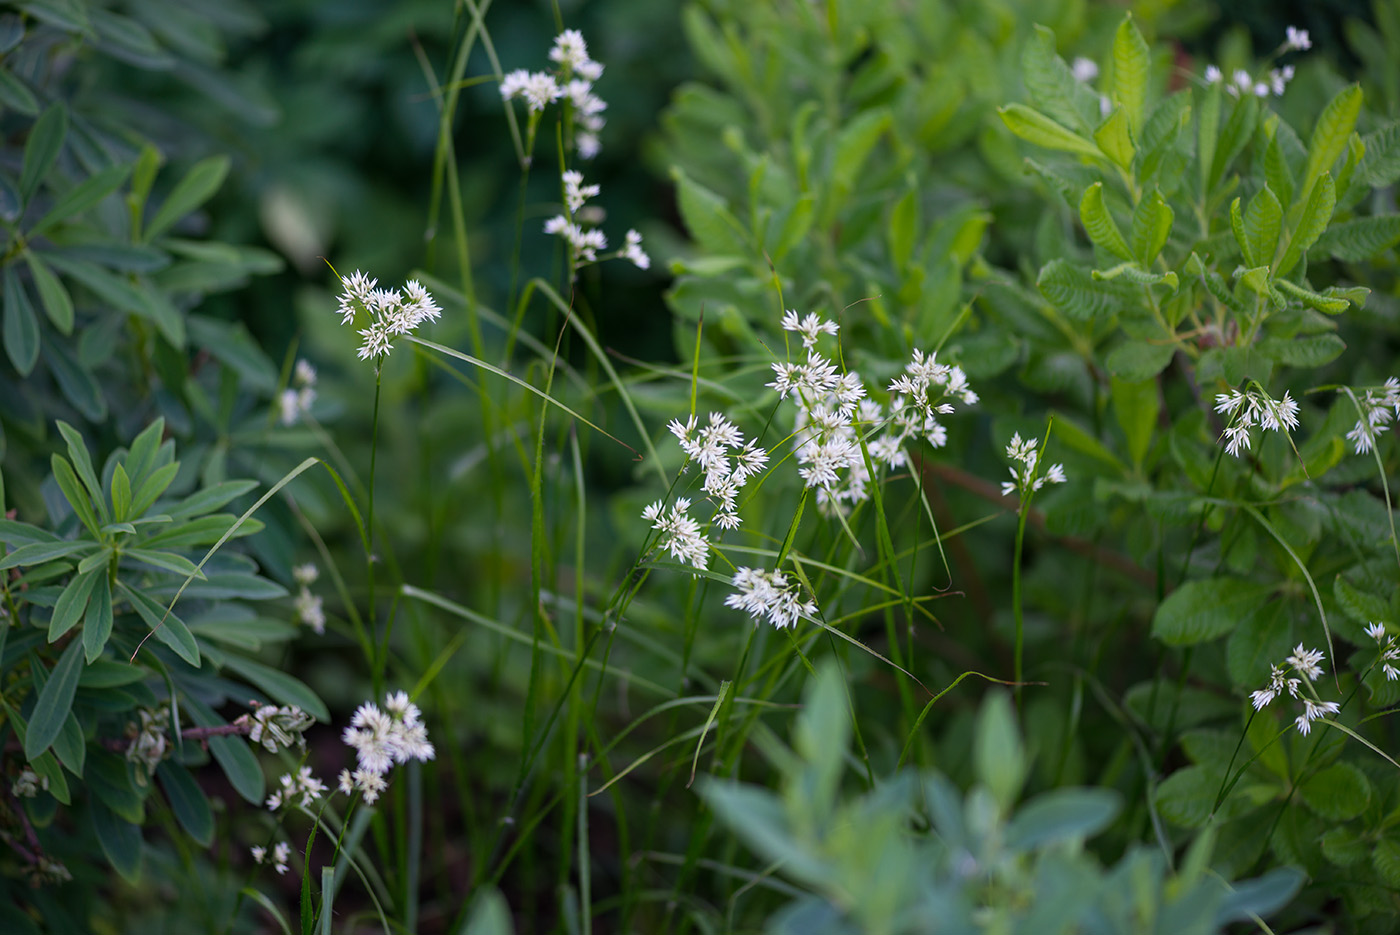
[{"left": 700, "top": 662, "right": 1301, "bottom": 934}]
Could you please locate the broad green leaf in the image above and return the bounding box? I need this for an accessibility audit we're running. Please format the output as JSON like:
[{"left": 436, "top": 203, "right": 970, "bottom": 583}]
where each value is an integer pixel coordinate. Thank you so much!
[
  {"left": 1006, "top": 787, "right": 1121, "bottom": 850},
  {"left": 1078, "top": 183, "right": 1132, "bottom": 261},
  {"left": 1256, "top": 333, "right": 1345, "bottom": 366},
  {"left": 1333, "top": 576, "right": 1388, "bottom": 625},
  {"left": 1105, "top": 340, "right": 1175, "bottom": 381},
  {"left": 830, "top": 108, "right": 890, "bottom": 211},
  {"left": 974, "top": 690, "right": 1026, "bottom": 811},
  {"left": 1243, "top": 185, "right": 1282, "bottom": 270},
  {"left": 1320, "top": 827, "right": 1370, "bottom": 867},
  {"left": 461, "top": 887, "right": 514, "bottom": 935},
  {"left": 699, "top": 780, "right": 829, "bottom": 887},
  {"left": 1215, "top": 868, "right": 1304, "bottom": 927},
  {"left": 1022, "top": 24, "right": 1097, "bottom": 134},
  {"left": 25, "top": 251, "right": 73, "bottom": 334},
  {"left": 1210, "top": 95, "right": 1259, "bottom": 194},
  {"left": 1226, "top": 601, "right": 1292, "bottom": 689},
  {"left": 1359, "top": 123, "right": 1400, "bottom": 187},
  {"left": 24, "top": 638, "right": 84, "bottom": 759},
  {"left": 20, "top": 103, "right": 66, "bottom": 202},
  {"left": 220, "top": 653, "right": 328, "bottom": 722},
  {"left": 119, "top": 581, "right": 199, "bottom": 666},
  {"left": 1152, "top": 578, "right": 1274, "bottom": 646},
  {"left": 1197, "top": 83, "right": 1221, "bottom": 195},
  {"left": 143, "top": 155, "right": 230, "bottom": 242},
  {"left": 1093, "top": 107, "right": 1134, "bottom": 170},
  {"left": 998, "top": 104, "right": 1103, "bottom": 158},
  {"left": 1111, "top": 375, "right": 1157, "bottom": 467},
  {"left": 3, "top": 268, "right": 39, "bottom": 376},
  {"left": 1036, "top": 258, "right": 1123, "bottom": 320},
  {"left": 1130, "top": 189, "right": 1173, "bottom": 265},
  {"left": 1277, "top": 172, "right": 1334, "bottom": 277},
  {"left": 1299, "top": 762, "right": 1370, "bottom": 821},
  {"left": 1303, "top": 84, "right": 1362, "bottom": 203},
  {"left": 888, "top": 187, "right": 917, "bottom": 270},
  {"left": 672, "top": 168, "right": 748, "bottom": 257},
  {"left": 1313, "top": 215, "right": 1400, "bottom": 261},
  {"left": 157, "top": 762, "right": 213, "bottom": 846},
  {"left": 90, "top": 800, "right": 142, "bottom": 883},
  {"left": 1110, "top": 13, "right": 1149, "bottom": 133},
  {"left": 1375, "top": 839, "right": 1400, "bottom": 888},
  {"left": 29, "top": 163, "right": 132, "bottom": 236},
  {"left": 48, "top": 567, "right": 101, "bottom": 641}
]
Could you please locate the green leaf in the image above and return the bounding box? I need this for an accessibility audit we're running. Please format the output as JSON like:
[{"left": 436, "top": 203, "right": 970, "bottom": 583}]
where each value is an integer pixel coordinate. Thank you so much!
[
  {"left": 24, "top": 638, "right": 84, "bottom": 759},
  {"left": 1299, "top": 762, "right": 1370, "bottom": 821},
  {"left": 1197, "top": 84, "right": 1221, "bottom": 195},
  {"left": 0, "top": 538, "right": 95, "bottom": 571},
  {"left": 183, "top": 695, "right": 263, "bottom": 804},
  {"left": 44, "top": 340, "right": 106, "bottom": 421},
  {"left": 1210, "top": 95, "right": 1259, "bottom": 194},
  {"left": 1312, "top": 215, "right": 1400, "bottom": 261},
  {"left": 119, "top": 582, "right": 199, "bottom": 666},
  {"left": 699, "top": 780, "right": 829, "bottom": 887},
  {"left": 1036, "top": 258, "right": 1122, "bottom": 320},
  {"left": 50, "top": 455, "right": 101, "bottom": 538},
  {"left": 1243, "top": 185, "right": 1282, "bottom": 270},
  {"left": 1226, "top": 601, "right": 1292, "bottom": 689},
  {"left": 48, "top": 567, "right": 101, "bottom": 641},
  {"left": 1271, "top": 280, "right": 1350, "bottom": 315},
  {"left": 1079, "top": 182, "right": 1132, "bottom": 261},
  {"left": 888, "top": 187, "right": 918, "bottom": 270},
  {"left": 90, "top": 800, "right": 142, "bottom": 883},
  {"left": 1215, "top": 868, "right": 1304, "bottom": 927},
  {"left": 1006, "top": 787, "right": 1121, "bottom": 850},
  {"left": 1091, "top": 263, "right": 1176, "bottom": 289},
  {"left": 186, "top": 316, "right": 276, "bottom": 392},
  {"left": 1359, "top": 123, "right": 1400, "bottom": 187},
  {"left": 55, "top": 421, "right": 106, "bottom": 521},
  {"left": 52, "top": 711, "right": 83, "bottom": 777},
  {"left": 1022, "top": 25, "right": 1097, "bottom": 134},
  {"left": 1229, "top": 197, "right": 1252, "bottom": 266},
  {"left": 20, "top": 103, "right": 66, "bottom": 203},
  {"left": 1303, "top": 85, "right": 1362, "bottom": 203},
  {"left": 1111, "top": 375, "right": 1158, "bottom": 468},
  {"left": 29, "top": 163, "right": 132, "bottom": 236},
  {"left": 1105, "top": 340, "right": 1175, "bottom": 381},
  {"left": 461, "top": 887, "right": 515, "bottom": 935},
  {"left": 1130, "top": 189, "right": 1173, "bottom": 265},
  {"left": 157, "top": 762, "right": 213, "bottom": 847},
  {"left": 792, "top": 661, "right": 849, "bottom": 818},
  {"left": 1154, "top": 764, "right": 1217, "bottom": 828},
  {"left": 143, "top": 155, "right": 230, "bottom": 242},
  {"left": 0, "top": 65, "right": 38, "bottom": 115},
  {"left": 974, "top": 689, "right": 1026, "bottom": 811},
  {"left": 1110, "top": 13, "right": 1149, "bottom": 133},
  {"left": 124, "top": 417, "right": 165, "bottom": 484},
  {"left": 1093, "top": 107, "right": 1135, "bottom": 170},
  {"left": 1152, "top": 578, "right": 1274, "bottom": 646},
  {"left": 124, "top": 547, "right": 202, "bottom": 579},
  {"left": 1374, "top": 838, "right": 1400, "bottom": 888},
  {"left": 1277, "top": 172, "right": 1334, "bottom": 277},
  {"left": 671, "top": 168, "right": 749, "bottom": 257},
  {"left": 998, "top": 104, "right": 1103, "bottom": 158},
  {"left": 1320, "top": 827, "right": 1369, "bottom": 867},
  {"left": 1256, "top": 333, "right": 1345, "bottom": 366},
  {"left": 1333, "top": 576, "right": 1388, "bottom": 625},
  {"left": 128, "top": 461, "right": 180, "bottom": 518},
  {"left": 110, "top": 463, "right": 132, "bottom": 522},
  {"left": 220, "top": 653, "right": 328, "bottom": 722},
  {"left": 3, "top": 268, "right": 39, "bottom": 376},
  {"left": 1263, "top": 131, "right": 1295, "bottom": 210},
  {"left": 830, "top": 108, "right": 890, "bottom": 210},
  {"left": 24, "top": 251, "right": 73, "bottom": 334}
]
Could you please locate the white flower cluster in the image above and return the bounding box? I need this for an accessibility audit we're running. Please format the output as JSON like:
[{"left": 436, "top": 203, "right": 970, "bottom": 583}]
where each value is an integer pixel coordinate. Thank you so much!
[
  {"left": 767, "top": 312, "right": 976, "bottom": 512},
  {"left": 1250, "top": 643, "right": 1339, "bottom": 735},
  {"left": 1205, "top": 64, "right": 1295, "bottom": 98},
  {"left": 238, "top": 702, "right": 315, "bottom": 754},
  {"left": 1213, "top": 387, "right": 1300, "bottom": 457},
  {"left": 501, "top": 29, "right": 607, "bottom": 158},
  {"left": 124, "top": 705, "right": 170, "bottom": 786},
  {"left": 666, "top": 412, "right": 768, "bottom": 531},
  {"left": 340, "top": 691, "right": 435, "bottom": 805},
  {"left": 724, "top": 567, "right": 818, "bottom": 630},
  {"left": 1345, "top": 377, "right": 1399, "bottom": 455},
  {"left": 642, "top": 497, "right": 709, "bottom": 571},
  {"left": 1285, "top": 26, "right": 1311, "bottom": 52},
  {"left": 335, "top": 270, "right": 442, "bottom": 363},
  {"left": 1366, "top": 622, "right": 1399, "bottom": 681},
  {"left": 266, "top": 765, "right": 327, "bottom": 812},
  {"left": 544, "top": 171, "right": 648, "bottom": 272},
  {"left": 278, "top": 359, "right": 317, "bottom": 426},
  {"left": 1000, "top": 432, "right": 1067, "bottom": 499},
  {"left": 11, "top": 767, "right": 46, "bottom": 799},
  {"left": 251, "top": 841, "right": 292, "bottom": 875},
  {"left": 1067, "top": 55, "right": 1111, "bottom": 117},
  {"left": 292, "top": 563, "right": 324, "bottom": 635}
]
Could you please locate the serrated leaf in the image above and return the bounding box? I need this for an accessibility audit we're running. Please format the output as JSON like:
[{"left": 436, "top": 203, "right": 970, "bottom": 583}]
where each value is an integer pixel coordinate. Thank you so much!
[
  {"left": 20, "top": 103, "right": 66, "bottom": 203},
  {"left": 1333, "top": 577, "right": 1389, "bottom": 625},
  {"left": 1036, "top": 258, "right": 1122, "bottom": 319},
  {"left": 143, "top": 155, "right": 230, "bottom": 242},
  {"left": 1277, "top": 172, "right": 1333, "bottom": 277},
  {"left": 1375, "top": 838, "right": 1400, "bottom": 887},
  {"left": 1022, "top": 24, "right": 1098, "bottom": 134},
  {"left": 1229, "top": 197, "right": 1252, "bottom": 266},
  {"left": 1359, "top": 123, "right": 1400, "bottom": 187},
  {"left": 2, "top": 268, "right": 39, "bottom": 376},
  {"left": 1079, "top": 182, "right": 1132, "bottom": 261},
  {"left": 999, "top": 104, "right": 1104, "bottom": 158},
  {"left": 1111, "top": 14, "right": 1149, "bottom": 133},
  {"left": 1153, "top": 578, "right": 1274, "bottom": 646},
  {"left": 1303, "top": 85, "right": 1362, "bottom": 203},
  {"left": 24, "top": 638, "right": 84, "bottom": 759},
  {"left": 1320, "top": 827, "right": 1369, "bottom": 867},
  {"left": 1210, "top": 95, "right": 1259, "bottom": 194},
  {"left": 1299, "top": 762, "right": 1370, "bottom": 821},
  {"left": 1313, "top": 215, "right": 1400, "bottom": 261}
]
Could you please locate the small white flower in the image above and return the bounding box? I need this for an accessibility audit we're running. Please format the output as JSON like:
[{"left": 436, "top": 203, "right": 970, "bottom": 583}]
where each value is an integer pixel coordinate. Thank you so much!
[
  {"left": 1285, "top": 26, "right": 1311, "bottom": 52},
  {"left": 621, "top": 229, "right": 649, "bottom": 269},
  {"left": 273, "top": 842, "right": 291, "bottom": 875},
  {"left": 338, "top": 769, "right": 355, "bottom": 796},
  {"left": 1071, "top": 57, "right": 1098, "bottom": 83},
  {"left": 294, "top": 589, "right": 325, "bottom": 635},
  {"left": 642, "top": 498, "right": 709, "bottom": 571},
  {"left": 251, "top": 845, "right": 266, "bottom": 865},
  {"left": 1285, "top": 643, "right": 1326, "bottom": 682},
  {"left": 780, "top": 310, "right": 840, "bottom": 350},
  {"left": 294, "top": 359, "right": 317, "bottom": 387},
  {"left": 1367, "top": 622, "right": 1388, "bottom": 643},
  {"left": 1204, "top": 65, "right": 1223, "bottom": 85},
  {"left": 500, "top": 69, "right": 561, "bottom": 113},
  {"left": 293, "top": 563, "right": 319, "bottom": 586},
  {"left": 725, "top": 567, "right": 818, "bottom": 630}
]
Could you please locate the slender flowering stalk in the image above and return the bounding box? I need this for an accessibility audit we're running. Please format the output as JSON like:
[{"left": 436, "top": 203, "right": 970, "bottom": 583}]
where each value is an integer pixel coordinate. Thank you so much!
[
  {"left": 1000, "top": 432, "right": 1067, "bottom": 499},
  {"left": 501, "top": 29, "right": 607, "bottom": 159},
  {"left": 1213, "top": 385, "right": 1300, "bottom": 457},
  {"left": 543, "top": 171, "right": 649, "bottom": 273},
  {"left": 1344, "top": 377, "right": 1399, "bottom": 455},
  {"left": 641, "top": 497, "right": 709, "bottom": 571}
]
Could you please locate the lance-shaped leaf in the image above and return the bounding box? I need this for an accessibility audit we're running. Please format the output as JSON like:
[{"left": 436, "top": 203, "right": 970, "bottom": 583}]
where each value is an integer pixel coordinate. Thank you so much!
[
  {"left": 24, "top": 639, "right": 84, "bottom": 759},
  {"left": 1277, "top": 172, "right": 1334, "bottom": 277},
  {"left": 1094, "top": 107, "right": 1135, "bottom": 170},
  {"left": 1303, "top": 84, "right": 1362, "bottom": 204},
  {"left": 1313, "top": 215, "right": 1400, "bottom": 261},
  {"left": 1079, "top": 183, "right": 1132, "bottom": 261},
  {"left": 999, "top": 104, "right": 1104, "bottom": 158},
  {"left": 1243, "top": 185, "right": 1282, "bottom": 270},
  {"left": 1130, "top": 189, "right": 1174, "bottom": 265},
  {"left": 1111, "top": 13, "right": 1149, "bottom": 133}
]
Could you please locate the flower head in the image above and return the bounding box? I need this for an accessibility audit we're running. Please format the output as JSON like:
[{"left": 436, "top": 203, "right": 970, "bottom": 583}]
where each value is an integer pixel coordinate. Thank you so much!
[
  {"left": 335, "top": 271, "right": 440, "bottom": 363},
  {"left": 1214, "top": 387, "right": 1300, "bottom": 456},
  {"left": 725, "top": 567, "right": 818, "bottom": 630},
  {"left": 1285, "top": 26, "right": 1311, "bottom": 51}
]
